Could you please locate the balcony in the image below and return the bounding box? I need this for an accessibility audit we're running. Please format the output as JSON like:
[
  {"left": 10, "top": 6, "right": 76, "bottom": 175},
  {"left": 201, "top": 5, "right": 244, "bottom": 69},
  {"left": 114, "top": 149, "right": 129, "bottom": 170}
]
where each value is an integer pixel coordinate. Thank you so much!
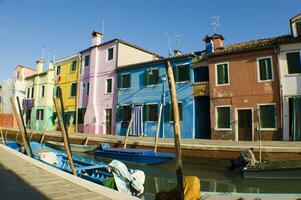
[
  {"left": 23, "top": 99, "right": 34, "bottom": 110},
  {"left": 193, "top": 81, "right": 209, "bottom": 96}
]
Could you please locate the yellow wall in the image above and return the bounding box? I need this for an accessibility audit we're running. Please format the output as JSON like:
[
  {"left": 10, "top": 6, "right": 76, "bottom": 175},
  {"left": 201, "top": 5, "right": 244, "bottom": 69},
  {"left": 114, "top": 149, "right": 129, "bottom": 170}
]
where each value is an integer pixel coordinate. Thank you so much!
[
  {"left": 117, "top": 42, "right": 158, "bottom": 67},
  {"left": 55, "top": 55, "right": 80, "bottom": 133}
]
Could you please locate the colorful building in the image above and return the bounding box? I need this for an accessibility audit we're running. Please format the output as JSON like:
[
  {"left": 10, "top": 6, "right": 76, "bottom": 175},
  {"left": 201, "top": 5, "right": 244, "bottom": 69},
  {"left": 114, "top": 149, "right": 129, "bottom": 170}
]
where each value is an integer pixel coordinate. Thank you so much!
[
  {"left": 24, "top": 60, "right": 55, "bottom": 131},
  {"left": 78, "top": 31, "right": 160, "bottom": 135},
  {"left": 206, "top": 34, "right": 282, "bottom": 141},
  {"left": 278, "top": 14, "right": 301, "bottom": 141},
  {"left": 54, "top": 54, "right": 80, "bottom": 133},
  {"left": 116, "top": 53, "right": 199, "bottom": 139}
]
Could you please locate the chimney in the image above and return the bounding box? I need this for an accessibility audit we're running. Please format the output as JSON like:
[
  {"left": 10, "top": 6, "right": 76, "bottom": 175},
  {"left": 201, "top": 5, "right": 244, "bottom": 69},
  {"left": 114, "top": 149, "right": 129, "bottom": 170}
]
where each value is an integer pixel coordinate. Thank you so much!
[
  {"left": 173, "top": 49, "right": 182, "bottom": 56},
  {"left": 91, "top": 31, "right": 103, "bottom": 46},
  {"left": 211, "top": 34, "right": 224, "bottom": 51},
  {"left": 36, "top": 59, "right": 44, "bottom": 74},
  {"left": 203, "top": 35, "right": 213, "bottom": 53},
  {"left": 290, "top": 14, "right": 301, "bottom": 37}
]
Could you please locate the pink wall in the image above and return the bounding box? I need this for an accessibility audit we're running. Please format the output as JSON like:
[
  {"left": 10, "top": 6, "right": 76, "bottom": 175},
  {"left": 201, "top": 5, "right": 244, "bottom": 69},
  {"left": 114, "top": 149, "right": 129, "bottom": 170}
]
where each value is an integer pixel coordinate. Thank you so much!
[{"left": 78, "top": 41, "right": 118, "bottom": 135}]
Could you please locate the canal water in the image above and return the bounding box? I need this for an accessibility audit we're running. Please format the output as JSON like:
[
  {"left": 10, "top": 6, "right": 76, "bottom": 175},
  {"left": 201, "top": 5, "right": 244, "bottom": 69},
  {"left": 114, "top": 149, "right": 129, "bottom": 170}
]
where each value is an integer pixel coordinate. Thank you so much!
[{"left": 77, "top": 154, "right": 301, "bottom": 200}]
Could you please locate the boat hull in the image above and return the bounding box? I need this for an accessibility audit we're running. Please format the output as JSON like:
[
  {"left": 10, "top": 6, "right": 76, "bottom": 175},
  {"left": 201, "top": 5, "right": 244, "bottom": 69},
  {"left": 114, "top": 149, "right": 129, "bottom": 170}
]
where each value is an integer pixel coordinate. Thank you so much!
[
  {"left": 95, "top": 148, "right": 175, "bottom": 165},
  {"left": 44, "top": 141, "right": 97, "bottom": 153},
  {"left": 242, "top": 167, "right": 301, "bottom": 180}
]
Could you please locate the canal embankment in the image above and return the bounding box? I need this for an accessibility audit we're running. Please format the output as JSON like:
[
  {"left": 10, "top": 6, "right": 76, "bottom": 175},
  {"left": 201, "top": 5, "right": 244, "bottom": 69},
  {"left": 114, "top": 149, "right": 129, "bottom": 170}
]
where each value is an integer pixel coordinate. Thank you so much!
[{"left": 2, "top": 127, "right": 301, "bottom": 160}]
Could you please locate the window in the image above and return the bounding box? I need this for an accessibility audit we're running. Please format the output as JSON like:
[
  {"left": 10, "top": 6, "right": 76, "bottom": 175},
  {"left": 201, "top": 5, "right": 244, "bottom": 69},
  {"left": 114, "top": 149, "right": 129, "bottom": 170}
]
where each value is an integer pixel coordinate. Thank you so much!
[
  {"left": 258, "top": 57, "right": 273, "bottom": 81},
  {"left": 106, "top": 79, "right": 112, "bottom": 93},
  {"left": 17, "top": 71, "right": 20, "bottom": 79},
  {"left": 165, "top": 103, "right": 183, "bottom": 122},
  {"left": 174, "top": 64, "right": 190, "bottom": 82},
  {"left": 55, "top": 86, "right": 61, "bottom": 98},
  {"left": 84, "top": 55, "right": 90, "bottom": 67},
  {"left": 31, "top": 87, "right": 34, "bottom": 98},
  {"left": 144, "top": 68, "right": 159, "bottom": 86},
  {"left": 77, "top": 108, "right": 86, "bottom": 124},
  {"left": 118, "top": 73, "right": 131, "bottom": 89},
  {"left": 286, "top": 52, "right": 301, "bottom": 74},
  {"left": 296, "top": 21, "right": 301, "bottom": 36},
  {"left": 119, "top": 105, "right": 132, "bottom": 122},
  {"left": 56, "top": 66, "right": 61, "bottom": 76},
  {"left": 36, "top": 109, "right": 44, "bottom": 120},
  {"left": 40, "top": 85, "right": 45, "bottom": 98},
  {"left": 216, "top": 63, "right": 229, "bottom": 85},
  {"left": 27, "top": 88, "right": 30, "bottom": 98},
  {"left": 144, "top": 104, "right": 158, "bottom": 122},
  {"left": 70, "top": 83, "right": 77, "bottom": 97},
  {"left": 107, "top": 48, "right": 114, "bottom": 61},
  {"left": 86, "top": 82, "right": 90, "bottom": 96},
  {"left": 259, "top": 104, "right": 276, "bottom": 129},
  {"left": 71, "top": 61, "right": 77, "bottom": 72},
  {"left": 216, "top": 106, "right": 231, "bottom": 129}
]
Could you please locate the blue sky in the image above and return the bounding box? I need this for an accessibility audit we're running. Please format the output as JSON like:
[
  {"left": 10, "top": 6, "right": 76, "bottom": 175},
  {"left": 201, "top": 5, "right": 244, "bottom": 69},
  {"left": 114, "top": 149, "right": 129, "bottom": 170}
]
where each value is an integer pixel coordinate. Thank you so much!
[{"left": 0, "top": 0, "right": 300, "bottom": 83}]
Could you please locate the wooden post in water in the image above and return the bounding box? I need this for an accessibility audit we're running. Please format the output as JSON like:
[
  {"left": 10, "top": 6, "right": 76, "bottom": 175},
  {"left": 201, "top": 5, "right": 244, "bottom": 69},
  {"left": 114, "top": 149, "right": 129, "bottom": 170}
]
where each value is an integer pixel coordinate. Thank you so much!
[
  {"left": 123, "top": 112, "right": 134, "bottom": 149},
  {"left": 154, "top": 104, "right": 163, "bottom": 152},
  {"left": 165, "top": 60, "right": 184, "bottom": 200},
  {"left": 10, "top": 97, "right": 32, "bottom": 157},
  {"left": 257, "top": 109, "right": 262, "bottom": 163},
  {"left": 53, "top": 92, "right": 76, "bottom": 176}
]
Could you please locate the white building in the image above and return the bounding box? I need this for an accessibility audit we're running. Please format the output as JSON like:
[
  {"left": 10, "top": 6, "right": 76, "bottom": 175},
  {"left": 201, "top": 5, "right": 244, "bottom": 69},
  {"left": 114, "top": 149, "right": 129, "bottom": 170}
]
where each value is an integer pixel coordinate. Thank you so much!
[{"left": 278, "top": 13, "right": 301, "bottom": 141}]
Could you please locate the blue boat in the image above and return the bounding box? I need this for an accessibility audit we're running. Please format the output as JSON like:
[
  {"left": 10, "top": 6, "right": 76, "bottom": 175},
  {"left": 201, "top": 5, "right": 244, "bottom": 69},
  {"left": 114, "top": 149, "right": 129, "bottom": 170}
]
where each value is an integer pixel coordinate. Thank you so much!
[{"left": 95, "top": 147, "right": 175, "bottom": 165}]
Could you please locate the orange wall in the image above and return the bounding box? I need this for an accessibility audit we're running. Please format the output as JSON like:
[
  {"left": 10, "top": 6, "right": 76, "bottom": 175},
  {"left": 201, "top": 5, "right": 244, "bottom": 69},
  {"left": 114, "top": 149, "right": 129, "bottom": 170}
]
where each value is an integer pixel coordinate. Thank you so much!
[{"left": 0, "top": 114, "right": 18, "bottom": 128}]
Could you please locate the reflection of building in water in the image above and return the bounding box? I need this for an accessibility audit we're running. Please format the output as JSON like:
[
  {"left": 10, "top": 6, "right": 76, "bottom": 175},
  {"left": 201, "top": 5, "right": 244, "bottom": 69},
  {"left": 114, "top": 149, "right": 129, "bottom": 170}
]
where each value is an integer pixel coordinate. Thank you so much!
[{"left": 201, "top": 178, "right": 259, "bottom": 193}]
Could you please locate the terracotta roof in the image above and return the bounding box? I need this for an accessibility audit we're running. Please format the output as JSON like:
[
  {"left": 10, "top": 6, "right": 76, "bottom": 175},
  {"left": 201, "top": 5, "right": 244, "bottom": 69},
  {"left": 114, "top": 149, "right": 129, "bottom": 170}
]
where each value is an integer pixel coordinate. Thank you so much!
[
  {"left": 209, "top": 35, "right": 301, "bottom": 56},
  {"left": 25, "top": 68, "right": 54, "bottom": 80},
  {"left": 117, "top": 51, "right": 204, "bottom": 71}
]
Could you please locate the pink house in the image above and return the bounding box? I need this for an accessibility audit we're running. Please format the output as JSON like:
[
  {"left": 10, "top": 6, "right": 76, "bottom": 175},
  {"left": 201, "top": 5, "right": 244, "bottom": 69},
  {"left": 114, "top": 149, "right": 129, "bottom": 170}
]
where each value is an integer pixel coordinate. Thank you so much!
[{"left": 78, "top": 31, "right": 159, "bottom": 135}]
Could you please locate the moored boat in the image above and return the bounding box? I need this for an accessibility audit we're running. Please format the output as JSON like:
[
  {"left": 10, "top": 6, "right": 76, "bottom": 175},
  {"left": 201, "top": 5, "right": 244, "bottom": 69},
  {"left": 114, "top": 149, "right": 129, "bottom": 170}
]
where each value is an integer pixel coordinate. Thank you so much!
[
  {"left": 95, "top": 147, "right": 175, "bottom": 165},
  {"left": 44, "top": 141, "right": 98, "bottom": 153}
]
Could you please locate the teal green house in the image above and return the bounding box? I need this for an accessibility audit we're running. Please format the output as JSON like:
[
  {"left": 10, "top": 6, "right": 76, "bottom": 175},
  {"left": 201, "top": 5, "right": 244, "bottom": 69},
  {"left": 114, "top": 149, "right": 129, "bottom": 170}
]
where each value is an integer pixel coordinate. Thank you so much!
[{"left": 24, "top": 60, "right": 55, "bottom": 131}]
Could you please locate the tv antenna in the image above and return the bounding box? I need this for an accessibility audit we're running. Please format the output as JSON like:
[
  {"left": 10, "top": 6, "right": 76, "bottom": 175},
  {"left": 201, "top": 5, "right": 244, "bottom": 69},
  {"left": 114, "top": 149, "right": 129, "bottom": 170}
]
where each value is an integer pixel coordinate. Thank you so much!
[
  {"left": 101, "top": 17, "right": 105, "bottom": 40},
  {"left": 174, "top": 34, "right": 181, "bottom": 51},
  {"left": 165, "top": 32, "right": 172, "bottom": 56},
  {"left": 211, "top": 15, "right": 220, "bottom": 33}
]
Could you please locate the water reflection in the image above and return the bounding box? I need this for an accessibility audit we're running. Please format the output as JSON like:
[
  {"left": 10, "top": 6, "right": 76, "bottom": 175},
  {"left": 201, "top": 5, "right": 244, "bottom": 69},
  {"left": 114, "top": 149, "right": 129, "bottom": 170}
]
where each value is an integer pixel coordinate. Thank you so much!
[{"left": 75, "top": 153, "right": 301, "bottom": 200}]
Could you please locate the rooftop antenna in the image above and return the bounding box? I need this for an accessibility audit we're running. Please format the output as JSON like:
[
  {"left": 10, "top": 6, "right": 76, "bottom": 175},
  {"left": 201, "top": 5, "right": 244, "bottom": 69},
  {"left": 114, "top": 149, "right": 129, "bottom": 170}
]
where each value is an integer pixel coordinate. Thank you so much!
[
  {"left": 47, "top": 49, "right": 51, "bottom": 65},
  {"left": 165, "top": 32, "right": 172, "bottom": 56},
  {"left": 41, "top": 46, "right": 45, "bottom": 60},
  {"left": 211, "top": 15, "right": 220, "bottom": 33},
  {"left": 52, "top": 54, "right": 56, "bottom": 63},
  {"left": 174, "top": 34, "right": 181, "bottom": 51},
  {"left": 102, "top": 17, "right": 105, "bottom": 40}
]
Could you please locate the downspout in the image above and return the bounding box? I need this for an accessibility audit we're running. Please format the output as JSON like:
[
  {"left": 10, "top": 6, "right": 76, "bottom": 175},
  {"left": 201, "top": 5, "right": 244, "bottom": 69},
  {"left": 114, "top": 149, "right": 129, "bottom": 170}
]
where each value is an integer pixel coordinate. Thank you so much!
[
  {"left": 275, "top": 45, "right": 283, "bottom": 140},
  {"left": 75, "top": 54, "right": 81, "bottom": 133}
]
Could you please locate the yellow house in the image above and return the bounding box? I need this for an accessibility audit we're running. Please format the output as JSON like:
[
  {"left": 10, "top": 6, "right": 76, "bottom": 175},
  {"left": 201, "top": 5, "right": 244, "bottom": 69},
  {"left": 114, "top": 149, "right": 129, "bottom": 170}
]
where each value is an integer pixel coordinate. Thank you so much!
[{"left": 54, "top": 54, "right": 80, "bottom": 133}]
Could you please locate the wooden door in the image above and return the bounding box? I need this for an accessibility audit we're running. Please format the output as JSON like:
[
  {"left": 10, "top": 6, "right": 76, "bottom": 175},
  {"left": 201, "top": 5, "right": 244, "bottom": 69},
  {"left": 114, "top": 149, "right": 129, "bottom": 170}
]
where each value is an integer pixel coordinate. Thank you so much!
[
  {"left": 238, "top": 109, "right": 252, "bottom": 141},
  {"left": 105, "top": 109, "right": 112, "bottom": 135}
]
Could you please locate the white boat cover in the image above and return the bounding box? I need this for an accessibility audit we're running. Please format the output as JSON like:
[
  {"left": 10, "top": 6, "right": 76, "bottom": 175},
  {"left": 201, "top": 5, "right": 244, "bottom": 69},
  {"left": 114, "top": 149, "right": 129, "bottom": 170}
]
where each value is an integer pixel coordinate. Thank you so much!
[{"left": 108, "top": 160, "right": 145, "bottom": 196}]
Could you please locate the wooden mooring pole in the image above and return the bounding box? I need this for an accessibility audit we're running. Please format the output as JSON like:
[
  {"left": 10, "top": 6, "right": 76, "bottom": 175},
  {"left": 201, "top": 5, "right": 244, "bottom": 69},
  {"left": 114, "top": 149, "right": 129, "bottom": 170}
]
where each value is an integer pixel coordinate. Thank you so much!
[
  {"left": 123, "top": 112, "right": 134, "bottom": 149},
  {"left": 10, "top": 97, "right": 33, "bottom": 157},
  {"left": 53, "top": 89, "right": 76, "bottom": 176},
  {"left": 165, "top": 60, "right": 184, "bottom": 200}
]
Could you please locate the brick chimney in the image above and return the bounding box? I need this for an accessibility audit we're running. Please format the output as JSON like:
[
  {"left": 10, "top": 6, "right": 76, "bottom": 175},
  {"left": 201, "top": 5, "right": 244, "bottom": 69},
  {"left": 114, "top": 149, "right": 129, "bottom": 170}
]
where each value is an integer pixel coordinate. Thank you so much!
[
  {"left": 36, "top": 59, "right": 44, "bottom": 74},
  {"left": 91, "top": 31, "right": 102, "bottom": 46},
  {"left": 211, "top": 34, "right": 224, "bottom": 51}
]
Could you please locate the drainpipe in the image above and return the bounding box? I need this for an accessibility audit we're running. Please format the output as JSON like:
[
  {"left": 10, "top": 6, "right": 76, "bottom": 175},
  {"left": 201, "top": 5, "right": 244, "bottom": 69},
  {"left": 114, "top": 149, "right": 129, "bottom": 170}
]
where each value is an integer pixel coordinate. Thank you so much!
[{"left": 75, "top": 54, "right": 81, "bottom": 133}]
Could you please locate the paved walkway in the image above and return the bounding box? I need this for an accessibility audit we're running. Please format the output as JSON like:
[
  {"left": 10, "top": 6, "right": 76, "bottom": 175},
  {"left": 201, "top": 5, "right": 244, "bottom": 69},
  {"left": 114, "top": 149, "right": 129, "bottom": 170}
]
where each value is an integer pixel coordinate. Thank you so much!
[{"left": 0, "top": 145, "right": 110, "bottom": 200}]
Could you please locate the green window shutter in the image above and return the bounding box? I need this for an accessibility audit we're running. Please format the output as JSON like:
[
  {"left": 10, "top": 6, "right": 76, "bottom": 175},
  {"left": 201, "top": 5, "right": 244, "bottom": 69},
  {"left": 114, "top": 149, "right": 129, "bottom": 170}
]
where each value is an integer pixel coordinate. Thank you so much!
[
  {"left": 154, "top": 69, "right": 159, "bottom": 84},
  {"left": 165, "top": 104, "right": 170, "bottom": 122},
  {"left": 287, "top": 52, "right": 301, "bottom": 74},
  {"left": 144, "top": 105, "right": 150, "bottom": 121},
  {"left": 260, "top": 105, "right": 275, "bottom": 129},
  {"left": 117, "top": 75, "right": 122, "bottom": 88},
  {"left": 174, "top": 67, "right": 179, "bottom": 82},
  {"left": 259, "top": 58, "right": 272, "bottom": 80},
  {"left": 144, "top": 71, "right": 149, "bottom": 86},
  {"left": 178, "top": 103, "right": 183, "bottom": 121},
  {"left": 217, "top": 107, "right": 230, "bottom": 128},
  {"left": 127, "top": 74, "right": 131, "bottom": 88},
  {"left": 217, "top": 64, "right": 228, "bottom": 84}
]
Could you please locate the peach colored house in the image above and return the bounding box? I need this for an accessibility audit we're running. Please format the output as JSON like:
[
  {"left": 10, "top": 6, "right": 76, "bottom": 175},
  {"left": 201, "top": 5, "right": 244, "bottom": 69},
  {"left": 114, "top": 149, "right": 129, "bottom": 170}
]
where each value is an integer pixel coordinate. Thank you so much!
[
  {"left": 206, "top": 34, "right": 282, "bottom": 141},
  {"left": 78, "top": 31, "right": 160, "bottom": 135}
]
